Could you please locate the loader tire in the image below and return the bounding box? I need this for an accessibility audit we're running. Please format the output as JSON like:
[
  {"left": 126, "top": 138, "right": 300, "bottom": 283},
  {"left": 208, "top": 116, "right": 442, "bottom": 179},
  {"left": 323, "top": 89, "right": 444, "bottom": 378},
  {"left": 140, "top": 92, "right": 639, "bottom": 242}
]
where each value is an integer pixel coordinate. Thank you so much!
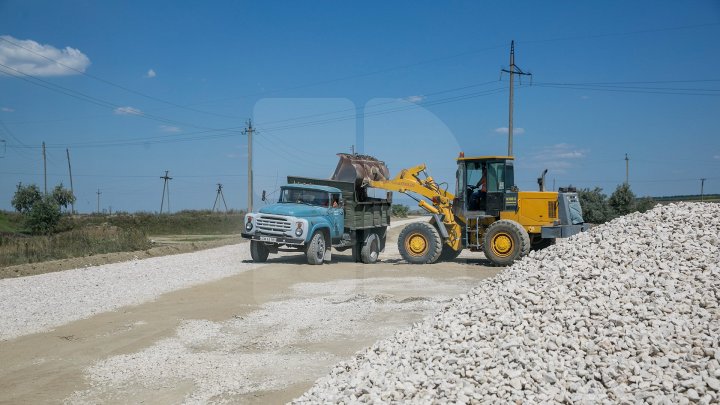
[
  {"left": 250, "top": 240, "right": 269, "bottom": 262},
  {"left": 361, "top": 232, "right": 381, "bottom": 264},
  {"left": 306, "top": 231, "right": 326, "bottom": 265},
  {"left": 438, "top": 244, "right": 463, "bottom": 262},
  {"left": 483, "top": 220, "right": 530, "bottom": 266},
  {"left": 398, "top": 222, "right": 443, "bottom": 264}
]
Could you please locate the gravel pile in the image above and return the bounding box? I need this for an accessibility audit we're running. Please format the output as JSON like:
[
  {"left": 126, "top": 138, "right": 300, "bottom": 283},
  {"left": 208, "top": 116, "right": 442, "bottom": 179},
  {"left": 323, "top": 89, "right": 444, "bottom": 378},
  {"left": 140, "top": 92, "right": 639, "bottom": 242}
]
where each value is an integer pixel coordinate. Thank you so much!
[{"left": 295, "top": 203, "right": 720, "bottom": 404}]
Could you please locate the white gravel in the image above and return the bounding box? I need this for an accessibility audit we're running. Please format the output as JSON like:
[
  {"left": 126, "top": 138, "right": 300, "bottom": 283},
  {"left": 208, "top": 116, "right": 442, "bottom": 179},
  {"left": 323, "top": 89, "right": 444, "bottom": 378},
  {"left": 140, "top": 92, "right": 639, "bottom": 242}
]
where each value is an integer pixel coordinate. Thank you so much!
[
  {"left": 0, "top": 243, "right": 262, "bottom": 341},
  {"left": 295, "top": 203, "right": 720, "bottom": 404},
  {"left": 0, "top": 216, "right": 425, "bottom": 342}
]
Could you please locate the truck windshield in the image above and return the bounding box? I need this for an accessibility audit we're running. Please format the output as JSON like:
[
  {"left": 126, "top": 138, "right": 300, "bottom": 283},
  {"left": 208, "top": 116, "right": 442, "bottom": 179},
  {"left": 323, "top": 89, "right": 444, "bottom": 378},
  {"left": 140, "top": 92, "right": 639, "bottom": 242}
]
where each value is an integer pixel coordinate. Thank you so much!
[{"left": 279, "top": 188, "right": 330, "bottom": 207}]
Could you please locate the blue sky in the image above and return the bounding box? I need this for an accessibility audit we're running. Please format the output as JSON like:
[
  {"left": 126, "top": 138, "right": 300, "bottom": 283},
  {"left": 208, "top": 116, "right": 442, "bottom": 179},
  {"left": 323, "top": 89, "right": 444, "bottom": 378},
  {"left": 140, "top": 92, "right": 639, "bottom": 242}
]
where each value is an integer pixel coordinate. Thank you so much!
[{"left": 1, "top": 1, "right": 719, "bottom": 213}]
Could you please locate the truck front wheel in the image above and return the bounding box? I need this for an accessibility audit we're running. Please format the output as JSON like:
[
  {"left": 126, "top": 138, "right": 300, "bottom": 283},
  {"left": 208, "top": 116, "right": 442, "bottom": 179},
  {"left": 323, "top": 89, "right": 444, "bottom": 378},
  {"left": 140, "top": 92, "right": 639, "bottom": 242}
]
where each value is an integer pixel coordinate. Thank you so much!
[
  {"left": 250, "top": 240, "right": 270, "bottom": 262},
  {"left": 306, "top": 231, "right": 326, "bottom": 265}
]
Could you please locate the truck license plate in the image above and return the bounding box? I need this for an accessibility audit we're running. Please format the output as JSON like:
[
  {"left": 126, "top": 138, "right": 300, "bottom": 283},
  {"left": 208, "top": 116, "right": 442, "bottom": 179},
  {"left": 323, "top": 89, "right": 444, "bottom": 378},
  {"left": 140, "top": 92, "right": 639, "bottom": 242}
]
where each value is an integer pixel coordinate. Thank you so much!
[{"left": 259, "top": 236, "right": 277, "bottom": 242}]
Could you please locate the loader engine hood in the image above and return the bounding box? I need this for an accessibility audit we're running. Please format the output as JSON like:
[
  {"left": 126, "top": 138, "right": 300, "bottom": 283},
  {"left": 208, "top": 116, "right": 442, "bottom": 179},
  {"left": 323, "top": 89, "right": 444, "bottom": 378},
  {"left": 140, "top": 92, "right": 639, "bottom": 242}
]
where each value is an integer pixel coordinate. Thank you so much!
[{"left": 258, "top": 203, "right": 328, "bottom": 218}]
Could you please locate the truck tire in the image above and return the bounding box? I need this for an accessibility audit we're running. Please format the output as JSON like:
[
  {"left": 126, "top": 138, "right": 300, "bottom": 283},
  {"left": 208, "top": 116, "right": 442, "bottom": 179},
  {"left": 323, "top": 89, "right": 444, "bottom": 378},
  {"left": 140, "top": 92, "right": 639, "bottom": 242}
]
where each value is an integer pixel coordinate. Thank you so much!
[
  {"left": 483, "top": 220, "right": 530, "bottom": 266},
  {"left": 438, "top": 244, "right": 462, "bottom": 262},
  {"left": 361, "top": 233, "right": 380, "bottom": 264},
  {"left": 306, "top": 231, "right": 326, "bottom": 265},
  {"left": 398, "top": 222, "right": 443, "bottom": 264},
  {"left": 250, "top": 240, "right": 269, "bottom": 262}
]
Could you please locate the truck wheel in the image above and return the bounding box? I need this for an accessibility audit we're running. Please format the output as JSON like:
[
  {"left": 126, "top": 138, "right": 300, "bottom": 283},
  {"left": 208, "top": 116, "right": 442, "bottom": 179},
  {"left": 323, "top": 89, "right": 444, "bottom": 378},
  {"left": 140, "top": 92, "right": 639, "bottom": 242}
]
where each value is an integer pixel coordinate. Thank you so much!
[
  {"left": 398, "top": 222, "right": 443, "bottom": 264},
  {"left": 361, "top": 233, "right": 380, "bottom": 264},
  {"left": 306, "top": 231, "right": 326, "bottom": 265},
  {"left": 250, "top": 240, "right": 269, "bottom": 262},
  {"left": 483, "top": 220, "right": 530, "bottom": 266},
  {"left": 438, "top": 244, "right": 462, "bottom": 262}
]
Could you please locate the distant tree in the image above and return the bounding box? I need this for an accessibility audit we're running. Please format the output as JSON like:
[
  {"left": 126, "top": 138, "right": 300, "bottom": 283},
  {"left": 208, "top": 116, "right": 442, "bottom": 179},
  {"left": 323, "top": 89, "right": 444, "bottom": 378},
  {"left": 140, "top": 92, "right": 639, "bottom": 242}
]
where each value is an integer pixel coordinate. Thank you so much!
[
  {"left": 11, "top": 183, "right": 42, "bottom": 213},
  {"left": 10, "top": 182, "right": 71, "bottom": 234},
  {"left": 25, "top": 195, "right": 62, "bottom": 235},
  {"left": 51, "top": 183, "right": 76, "bottom": 210},
  {"left": 391, "top": 204, "right": 410, "bottom": 218},
  {"left": 609, "top": 183, "right": 637, "bottom": 217},
  {"left": 578, "top": 187, "right": 612, "bottom": 224},
  {"left": 635, "top": 196, "right": 656, "bottom": 213}
]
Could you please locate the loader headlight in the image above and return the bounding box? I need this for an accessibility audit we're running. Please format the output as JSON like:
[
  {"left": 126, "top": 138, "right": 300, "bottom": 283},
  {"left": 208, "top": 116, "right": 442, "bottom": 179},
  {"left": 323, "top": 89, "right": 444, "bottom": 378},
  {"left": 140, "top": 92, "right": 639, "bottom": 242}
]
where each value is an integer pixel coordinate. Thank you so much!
[{"left": 295, "top": 222, "right": 303, "bottom": 237}]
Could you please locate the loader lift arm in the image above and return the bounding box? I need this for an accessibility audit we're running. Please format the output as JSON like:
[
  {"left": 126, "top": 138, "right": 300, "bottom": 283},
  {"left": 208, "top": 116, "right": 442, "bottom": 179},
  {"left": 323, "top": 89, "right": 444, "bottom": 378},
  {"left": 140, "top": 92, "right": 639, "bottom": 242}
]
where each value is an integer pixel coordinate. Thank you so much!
[{"left": 367, "top": 164, "right": 463, "bottom": 251}]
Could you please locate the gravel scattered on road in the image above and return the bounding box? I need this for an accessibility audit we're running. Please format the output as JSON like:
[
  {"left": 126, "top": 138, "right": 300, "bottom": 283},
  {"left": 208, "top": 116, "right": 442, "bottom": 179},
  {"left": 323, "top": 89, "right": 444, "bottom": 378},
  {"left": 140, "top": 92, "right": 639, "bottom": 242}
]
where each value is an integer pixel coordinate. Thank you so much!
[{"left": 295, "top": 203, "right": 720, "bottom": 404}]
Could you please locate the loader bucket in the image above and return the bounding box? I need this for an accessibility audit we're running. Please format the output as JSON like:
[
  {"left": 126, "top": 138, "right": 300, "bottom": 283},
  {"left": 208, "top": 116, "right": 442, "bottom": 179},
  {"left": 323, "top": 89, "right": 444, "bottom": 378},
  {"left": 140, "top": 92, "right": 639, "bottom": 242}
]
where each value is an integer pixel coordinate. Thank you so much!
[{"left": 331, "top": 153, "right": 390, "bottom": 186}]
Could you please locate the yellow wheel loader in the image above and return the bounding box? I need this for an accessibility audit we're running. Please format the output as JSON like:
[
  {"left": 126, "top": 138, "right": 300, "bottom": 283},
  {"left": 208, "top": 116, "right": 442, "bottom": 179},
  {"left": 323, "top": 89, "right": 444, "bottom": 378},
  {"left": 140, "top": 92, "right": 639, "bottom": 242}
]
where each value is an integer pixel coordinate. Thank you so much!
[{"left": 332, "top": 153, "right": 588, "bottom": 266}]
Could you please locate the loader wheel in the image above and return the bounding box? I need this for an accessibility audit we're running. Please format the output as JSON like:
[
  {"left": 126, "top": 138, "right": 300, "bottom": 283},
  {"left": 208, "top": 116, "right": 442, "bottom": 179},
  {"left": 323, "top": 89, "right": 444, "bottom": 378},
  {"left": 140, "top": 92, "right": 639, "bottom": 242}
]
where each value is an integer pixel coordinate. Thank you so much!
[
  {"left": 438, "top": 244, "right": 463, "bottom": 262},
  {"left": 250, "top": 240, "right": 269, "bottom": 262},
  {"left": 306, "top": 231, "right": 326, "bottom": 265},
  {"left": 398, "top": 222, "right": 443, "bottom": 264},
  {"left": 361, "top": 233, "right": 380, "bottom": 264},
  {"left": 483, "top": 220, "right": 530, "bottom": 266}
]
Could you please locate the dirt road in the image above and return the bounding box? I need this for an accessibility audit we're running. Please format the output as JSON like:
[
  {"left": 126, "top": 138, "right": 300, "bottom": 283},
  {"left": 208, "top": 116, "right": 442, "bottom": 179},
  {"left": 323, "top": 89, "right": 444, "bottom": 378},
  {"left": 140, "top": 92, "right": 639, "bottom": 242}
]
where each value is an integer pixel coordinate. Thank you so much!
[{"left": 0, "top": 220, "right": 500, "bottom": 404}]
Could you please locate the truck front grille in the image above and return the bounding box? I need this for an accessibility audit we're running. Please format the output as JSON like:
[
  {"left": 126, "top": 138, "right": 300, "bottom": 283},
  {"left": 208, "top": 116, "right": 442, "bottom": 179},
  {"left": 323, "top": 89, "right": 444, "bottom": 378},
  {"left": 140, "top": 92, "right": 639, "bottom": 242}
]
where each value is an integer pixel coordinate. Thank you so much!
[{"left": 257, "top": 216, "right": 292, "bottom": 234}]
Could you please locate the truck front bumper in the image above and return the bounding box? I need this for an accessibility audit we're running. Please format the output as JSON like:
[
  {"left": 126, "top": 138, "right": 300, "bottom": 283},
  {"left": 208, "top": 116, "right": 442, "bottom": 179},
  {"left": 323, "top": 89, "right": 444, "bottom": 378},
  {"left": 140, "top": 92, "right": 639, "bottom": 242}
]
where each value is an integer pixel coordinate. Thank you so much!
[
  {"left": 241, "top": 232, "right": 305, "bottom": 246},
  {"left": 541, "top": 223, "right": 590, "bottom": 239}
]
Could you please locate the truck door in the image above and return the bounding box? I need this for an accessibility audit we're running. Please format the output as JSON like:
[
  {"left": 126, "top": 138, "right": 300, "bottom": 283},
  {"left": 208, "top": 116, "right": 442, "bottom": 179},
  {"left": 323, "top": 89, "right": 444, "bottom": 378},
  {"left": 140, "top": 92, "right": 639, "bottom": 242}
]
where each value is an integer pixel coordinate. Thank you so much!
[{"left": 328, "top": 193, "right": 344, "bottom": 237}]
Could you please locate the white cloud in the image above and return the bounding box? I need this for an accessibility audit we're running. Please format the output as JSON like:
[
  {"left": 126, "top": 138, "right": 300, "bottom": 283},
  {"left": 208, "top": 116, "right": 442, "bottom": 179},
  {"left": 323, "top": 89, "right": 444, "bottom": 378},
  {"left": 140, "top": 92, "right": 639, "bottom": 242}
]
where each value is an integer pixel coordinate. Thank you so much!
[
  {"left": 0, "top": 35, "right": 90, "bottom": 77},
  {"left": 522, "top": 143, "right": 587, "bottom": 174},
  {"left": 144, "top": 69, "right": 156, "bottom": 78},
  {"left": 714, "top": 155, "right": 720, "bottom": 160},
  {"left": 159, "top": 125, "right": 180, "bottom": 133},
  {"left": 495, "top": 127, "right": 525, "bottom": 135},
  {"left": 114, "top": 106, "right": 142, "bottom": 116},
  {"left": 404, "top": 95, "right": 425, "bottom": 103},
  {"left": 580, "top": 95, "right": 590, "bottom": 100},
  {"left": 1, "top": 107, "right": 14, "bottom": 112}
]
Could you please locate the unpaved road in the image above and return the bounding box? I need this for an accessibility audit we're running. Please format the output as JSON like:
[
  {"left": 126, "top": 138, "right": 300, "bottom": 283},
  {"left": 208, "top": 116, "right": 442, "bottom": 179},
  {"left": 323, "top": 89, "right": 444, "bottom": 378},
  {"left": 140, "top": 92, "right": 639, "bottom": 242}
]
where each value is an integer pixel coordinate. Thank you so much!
[{"left": 0, "top": 219, "right": 500, "bottom": 404}]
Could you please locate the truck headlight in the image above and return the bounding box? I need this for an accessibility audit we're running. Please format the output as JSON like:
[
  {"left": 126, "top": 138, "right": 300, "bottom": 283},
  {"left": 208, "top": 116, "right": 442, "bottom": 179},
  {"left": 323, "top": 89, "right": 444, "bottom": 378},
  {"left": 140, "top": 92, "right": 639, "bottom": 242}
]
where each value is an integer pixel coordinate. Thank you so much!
[
  {"left": 295, "top": 222, "right": 303, "bottom": 237},
  {"left": 246, "top": 216, "right": 253, "bottom": 231}
]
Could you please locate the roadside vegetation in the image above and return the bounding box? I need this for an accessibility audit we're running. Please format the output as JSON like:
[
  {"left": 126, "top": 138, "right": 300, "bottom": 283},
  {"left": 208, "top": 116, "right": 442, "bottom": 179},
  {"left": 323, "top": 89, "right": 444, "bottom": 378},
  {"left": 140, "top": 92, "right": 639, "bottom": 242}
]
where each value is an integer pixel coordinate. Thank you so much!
[
  {"left": 2, "top": 183, "right": 247, "bottom": 268},
  {"left": 579, "top": 183, "right": 656, "bottom": 224}
]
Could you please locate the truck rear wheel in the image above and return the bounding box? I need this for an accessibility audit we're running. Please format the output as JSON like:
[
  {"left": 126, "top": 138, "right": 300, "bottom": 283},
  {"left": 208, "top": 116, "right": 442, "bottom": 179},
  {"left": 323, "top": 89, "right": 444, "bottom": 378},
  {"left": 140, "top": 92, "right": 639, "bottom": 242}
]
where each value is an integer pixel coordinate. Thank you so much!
[
  {"left": 398, "top": 222, "right": 443, "bottom": 264},
  {"left": 483, "top": 220, "right": 529, "bottom": 266},
  {"left": 306, "top": 231, "right": 326, "bottom": 265},
  {"left": 250, "top": 240, "right": 269, "bottom": 262},
  {"left": 361, "top": 232, "right": 380, "bottom": 264}
]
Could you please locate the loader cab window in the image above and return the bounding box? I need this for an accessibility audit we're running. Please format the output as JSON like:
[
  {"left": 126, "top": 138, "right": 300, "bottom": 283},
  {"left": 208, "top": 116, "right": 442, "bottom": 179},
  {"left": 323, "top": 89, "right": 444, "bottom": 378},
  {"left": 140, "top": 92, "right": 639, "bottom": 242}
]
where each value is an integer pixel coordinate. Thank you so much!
[{"left": 486, "top": 161, "right": 514, "bottom": 192}]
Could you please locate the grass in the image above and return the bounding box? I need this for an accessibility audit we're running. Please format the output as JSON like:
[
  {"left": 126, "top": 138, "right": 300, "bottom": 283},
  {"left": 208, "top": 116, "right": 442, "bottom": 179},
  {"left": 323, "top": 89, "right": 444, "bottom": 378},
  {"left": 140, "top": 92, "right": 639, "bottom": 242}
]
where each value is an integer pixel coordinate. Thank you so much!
[
  {"left": 0, "top": 225, "right": 151, "bottom": 267},
  {"left": 0, "top": 209, "right": 246, "bottom": 268}
]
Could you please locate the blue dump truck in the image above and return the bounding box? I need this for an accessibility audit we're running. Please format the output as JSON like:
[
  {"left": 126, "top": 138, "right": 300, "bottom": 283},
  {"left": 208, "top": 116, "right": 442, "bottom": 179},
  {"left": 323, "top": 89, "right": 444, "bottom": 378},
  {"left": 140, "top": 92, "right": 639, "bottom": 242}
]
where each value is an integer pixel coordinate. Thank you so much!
[{"left": 241, "top": 174, "right": 391, "bottom": 265}]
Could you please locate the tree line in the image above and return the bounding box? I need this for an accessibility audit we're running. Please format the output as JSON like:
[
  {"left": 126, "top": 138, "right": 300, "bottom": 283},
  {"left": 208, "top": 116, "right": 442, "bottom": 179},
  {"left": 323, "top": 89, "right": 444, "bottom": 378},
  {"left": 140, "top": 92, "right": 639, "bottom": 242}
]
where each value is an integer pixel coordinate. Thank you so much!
[{"left": 578, "top": 183, "right": 655, "bottom": 224}]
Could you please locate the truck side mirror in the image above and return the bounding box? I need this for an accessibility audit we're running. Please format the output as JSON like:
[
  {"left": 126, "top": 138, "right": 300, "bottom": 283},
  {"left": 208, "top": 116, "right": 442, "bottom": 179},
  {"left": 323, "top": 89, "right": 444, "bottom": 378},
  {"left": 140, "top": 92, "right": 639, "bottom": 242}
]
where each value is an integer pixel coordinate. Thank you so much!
[{"left": 261, "top": 190, "right": 266, "bottom": 202}]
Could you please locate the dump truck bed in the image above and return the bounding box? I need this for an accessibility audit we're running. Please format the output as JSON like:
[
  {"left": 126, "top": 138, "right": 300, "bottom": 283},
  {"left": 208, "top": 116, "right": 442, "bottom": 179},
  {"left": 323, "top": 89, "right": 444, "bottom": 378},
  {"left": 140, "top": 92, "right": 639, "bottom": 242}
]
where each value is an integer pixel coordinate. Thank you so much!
[{"left": 287, "top": 176, "right": 391, "bottom": 230}]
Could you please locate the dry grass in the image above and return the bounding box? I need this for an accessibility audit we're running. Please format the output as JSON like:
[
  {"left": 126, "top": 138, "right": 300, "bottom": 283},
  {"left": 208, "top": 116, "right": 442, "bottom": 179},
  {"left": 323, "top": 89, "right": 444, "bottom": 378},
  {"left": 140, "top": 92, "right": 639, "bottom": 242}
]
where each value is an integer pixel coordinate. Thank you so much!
[{"left": 0, "top": 225, "right": 151, "bottom": 267}]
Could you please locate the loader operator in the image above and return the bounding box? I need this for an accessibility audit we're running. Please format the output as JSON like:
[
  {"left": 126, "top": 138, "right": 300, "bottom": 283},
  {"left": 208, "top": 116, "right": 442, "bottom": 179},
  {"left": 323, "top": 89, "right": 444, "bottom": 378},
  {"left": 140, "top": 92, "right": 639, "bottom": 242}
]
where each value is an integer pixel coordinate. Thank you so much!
[{"left": 468, "top": 163, "right": 487, "bottom": 211}]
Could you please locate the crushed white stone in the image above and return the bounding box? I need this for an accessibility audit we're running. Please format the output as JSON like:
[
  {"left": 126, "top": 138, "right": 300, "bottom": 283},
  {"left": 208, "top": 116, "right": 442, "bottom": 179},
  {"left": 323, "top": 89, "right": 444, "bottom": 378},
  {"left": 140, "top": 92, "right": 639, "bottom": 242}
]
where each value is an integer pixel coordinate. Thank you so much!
[{"left": 295, "top": 203, "right": 720, "bottom": 404}]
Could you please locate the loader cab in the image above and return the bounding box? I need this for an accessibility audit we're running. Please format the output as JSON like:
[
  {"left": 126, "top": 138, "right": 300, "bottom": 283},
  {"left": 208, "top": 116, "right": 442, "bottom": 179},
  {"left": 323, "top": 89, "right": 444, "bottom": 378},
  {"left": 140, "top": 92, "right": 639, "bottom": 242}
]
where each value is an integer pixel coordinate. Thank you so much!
[{"left": 455, "top": 155, "right": 516, "bottom": 217}]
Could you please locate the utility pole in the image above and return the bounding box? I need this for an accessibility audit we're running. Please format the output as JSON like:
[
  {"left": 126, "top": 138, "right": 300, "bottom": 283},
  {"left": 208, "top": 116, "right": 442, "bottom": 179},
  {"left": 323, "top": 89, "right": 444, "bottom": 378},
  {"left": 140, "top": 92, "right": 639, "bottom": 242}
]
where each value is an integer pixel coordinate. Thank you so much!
[
  {"left": 66, "top": 148, "right": 75, "bottom": 214},
  {"left": 213, "top": 183, "right": 229, "bottom": 213},
  {"left": 625, "top": 153, "right": 629, "bottom": 185},
  {"left": 351, "top": 145, "right": 355, "bottom": 155},
  {"left": 160, "top": 170, "right": 172, "bottom": 214},
  {"left": 501, "top": 40, "right": 532, "bottom": 157},
  {"left": 243, "top": 119, "right": 255, "bottom": 213},
  {"left": 701, "top": 178, "right": 706, "bottom": 202},
  {"left": 96, "top": 189, "right": 101, "bottom": 214},
  {"left": 42, "top": 141, "right": 47, "bottom": 195}
]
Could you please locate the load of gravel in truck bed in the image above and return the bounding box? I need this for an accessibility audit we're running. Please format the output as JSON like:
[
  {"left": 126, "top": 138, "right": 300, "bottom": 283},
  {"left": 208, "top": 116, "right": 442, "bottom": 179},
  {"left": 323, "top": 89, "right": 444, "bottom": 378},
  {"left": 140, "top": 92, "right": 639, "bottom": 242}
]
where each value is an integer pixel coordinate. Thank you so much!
[{"left": 294, "top": 202, "right": 720, "bottom": 404}]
